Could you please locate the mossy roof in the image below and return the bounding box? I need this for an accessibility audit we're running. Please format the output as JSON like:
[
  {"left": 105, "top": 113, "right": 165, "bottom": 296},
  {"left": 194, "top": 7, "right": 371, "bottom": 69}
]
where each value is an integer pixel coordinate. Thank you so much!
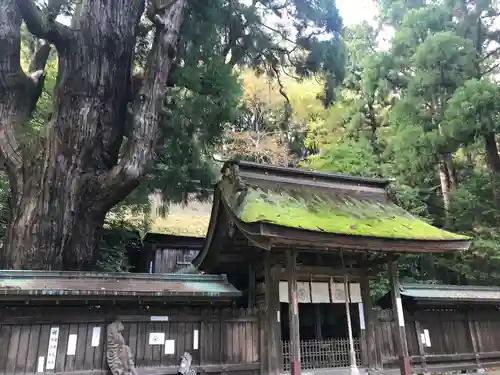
[{"left": 221, "top": 182, "right": 468, "bottom": 241}]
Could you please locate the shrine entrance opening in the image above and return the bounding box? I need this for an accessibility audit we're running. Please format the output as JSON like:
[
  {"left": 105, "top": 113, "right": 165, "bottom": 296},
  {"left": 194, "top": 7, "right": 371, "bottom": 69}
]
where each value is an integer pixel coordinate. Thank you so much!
[{"left": 280, "top": 301, "right": 362, "bottom": 371}]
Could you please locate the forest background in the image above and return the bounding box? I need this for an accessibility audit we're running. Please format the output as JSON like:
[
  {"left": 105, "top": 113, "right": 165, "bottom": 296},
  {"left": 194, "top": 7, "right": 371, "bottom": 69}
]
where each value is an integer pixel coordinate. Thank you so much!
[{"left": 1, "top": 0, "right": 500, "bottom": 296}]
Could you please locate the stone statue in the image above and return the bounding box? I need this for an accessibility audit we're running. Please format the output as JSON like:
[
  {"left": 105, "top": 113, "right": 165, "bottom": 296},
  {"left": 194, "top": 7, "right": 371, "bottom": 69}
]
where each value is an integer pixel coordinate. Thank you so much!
[
  {"left": 106, "top": 320, "right": 137, "bottom": 375},
  {"left": 178, "top": 352, "right": 196, "bottom": 375}
]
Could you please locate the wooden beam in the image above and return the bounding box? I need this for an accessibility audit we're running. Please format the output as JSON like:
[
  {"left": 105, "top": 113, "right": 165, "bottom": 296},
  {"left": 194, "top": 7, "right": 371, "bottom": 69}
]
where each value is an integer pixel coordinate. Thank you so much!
[
  {"left": 389, "top": 257, "right": 412, "bottom": 375},
  {"left": 286, "top": 248, "right": 301, "bottom": 375},
  {"left": 277, "top": 265, "right": 376, "bottom": 280}
]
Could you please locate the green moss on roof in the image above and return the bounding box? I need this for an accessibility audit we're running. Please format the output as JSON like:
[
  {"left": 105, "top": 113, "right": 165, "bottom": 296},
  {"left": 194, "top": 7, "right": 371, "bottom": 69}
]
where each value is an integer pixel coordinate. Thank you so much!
[{"left": 223, "top": 184, "right": 468, "bottom": 241}]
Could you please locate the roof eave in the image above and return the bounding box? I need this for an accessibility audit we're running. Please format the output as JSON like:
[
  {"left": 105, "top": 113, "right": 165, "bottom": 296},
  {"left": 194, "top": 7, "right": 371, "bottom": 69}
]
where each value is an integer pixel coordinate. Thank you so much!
[
  {"left": 0, "top": 292, "right": 241, "bottom": 302},
  {"left": 208, "top": 190, "right": 472, "bottom": 253},
  {"left": 223, "top": 159, "right": 391, "bottom": 188},
  {"left": 192, "top": 187, "right": 222, "bottom": 269},
  {"left": 254, "top": 221, "right": 471, "bottom": 253}
]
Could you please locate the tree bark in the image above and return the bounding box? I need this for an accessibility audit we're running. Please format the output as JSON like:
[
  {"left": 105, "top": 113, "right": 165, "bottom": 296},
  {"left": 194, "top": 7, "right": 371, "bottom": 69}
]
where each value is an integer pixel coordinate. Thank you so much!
[
  {"left": 483, "top": 132, "right": 500, "bottom": 173},
  {"left": 438, "top": 153, "right": 457, "bottom": 228},
  {"left": 0, "top": 0, "right": 187, "bottom": 270}
]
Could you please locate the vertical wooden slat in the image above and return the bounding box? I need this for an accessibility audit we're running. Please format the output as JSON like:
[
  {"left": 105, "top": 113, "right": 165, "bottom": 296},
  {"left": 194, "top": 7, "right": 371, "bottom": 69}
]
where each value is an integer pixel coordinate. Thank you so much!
[
  {"left": 136, "top": 321, "right": 146, "bottom": 366},
  {"left": 286, "top": 248, "right": 301, "bottom": 375},
  {"left": 36, "top": 325, "right": 51, "bottom": 374},
  {"left": 64, "top": 324, "right": 78, "bottom": 372},
  {"left": 6, "top": 326, "right": 21, "bottom": 374},
  {"left": 83, "top": 322, "right": 95, "bottom": 370},
  {"left": 0, "top": 325, "right": 12, "bottom": 374},
  {"left": 74, "top": 323, "right": 88, "bottom": 370},
  {"left": 177, "top": 320, "right": 187, "bottom": 364},
  {"left": 127, "top": 322, "right": 138, "bottom": 367},
  {"left": 414, "top": 320, "right": 428, "bottom": 373},
  {"left": 15, "top": 325, "right": 31, "bottom": 374},
  {"left": 467, "top": 310, "right": 482, "bottom": 370},
  {"left": 25, "top": 325, "right": 41, "bottom": 374},
  {"left": 199, "top": 321, "right": 208, "bottom": 365}
]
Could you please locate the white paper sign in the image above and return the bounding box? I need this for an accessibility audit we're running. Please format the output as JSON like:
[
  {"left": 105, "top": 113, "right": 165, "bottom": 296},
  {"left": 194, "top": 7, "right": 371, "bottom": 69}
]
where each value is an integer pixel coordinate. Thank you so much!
[
  {"left": 420, "top": 333, "right": 426, "bottom": 345},
  {"left": 193, "top": 330, "right": 199, "bottom": 350},
  {"left": 149, "top": 332, "right": 165, "bottom": 345},
  {"left": 67, "top": 334, "right": 78, "bottom": 355},
  {"left": 150, "top": 316, "right": 169, "bottom": 321},
  {"left": 424, "top": 329, "right": 431, "bottom": 347},
  {"left": 37, "top": 356, "right": 45, "bottom": 373},
  {"left": 91, "top": 327, "right": 101, "bottom": 347},
  {"left": 46, "top": 327, "right": 60, "bottom": 370},
  {"left": 358, "top": 303, "right": 365, "bottom": 330},
  {"left": 396, "top": 297, "right": 405, "bottom": 327},
  {"left": 165, "top": 339, "right": 175, "bottom": 354}
]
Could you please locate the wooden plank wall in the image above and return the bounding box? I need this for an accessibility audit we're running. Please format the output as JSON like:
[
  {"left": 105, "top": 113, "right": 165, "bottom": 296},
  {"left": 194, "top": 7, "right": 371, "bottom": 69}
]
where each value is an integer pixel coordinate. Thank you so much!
[
  {"left": 0, "top": 307, "right": 261, "bottom": 375},
  {"left": 374, "top": 307, "right": 500, "bottom": 372},
  {"left": 154, "top": 248, "right": 200, "bottom": 273}
]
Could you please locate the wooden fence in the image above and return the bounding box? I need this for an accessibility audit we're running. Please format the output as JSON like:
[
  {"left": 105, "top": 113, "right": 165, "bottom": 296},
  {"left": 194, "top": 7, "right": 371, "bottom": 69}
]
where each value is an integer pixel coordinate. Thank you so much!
[
  {"left": 0, "top": 306, "right": 261, "bottom": 375},
  {"left": 281, "top": 338, "right": 362, "bottom": 371},
  {"left": 375, "top": 307, "right": 500, "bottom": 372}
]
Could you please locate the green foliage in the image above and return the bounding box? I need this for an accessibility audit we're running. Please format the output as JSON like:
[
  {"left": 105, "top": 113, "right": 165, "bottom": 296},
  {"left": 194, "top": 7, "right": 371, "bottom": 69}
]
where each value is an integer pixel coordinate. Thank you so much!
[
  {"left": 1, "top": 0, "right": 347, "bottom": 271},
  {"left": 96, "top": 209, "right": 144, "bottom": 273},
  {"left": 444, "top": 79, "right": 500, "bottom": 147},
  {"left": 301, "top": 0, "right": 500, "bottom": 288}
]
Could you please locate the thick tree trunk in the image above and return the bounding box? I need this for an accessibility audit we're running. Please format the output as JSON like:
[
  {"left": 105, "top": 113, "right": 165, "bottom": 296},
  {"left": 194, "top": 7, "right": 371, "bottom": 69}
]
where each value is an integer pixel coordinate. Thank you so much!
[
  {"left": 483, "top": 132, "right": 500, "bottom": 173},
  {"left": 0, "top": 0, "right": 187, "bottom": 270},
  {"left": 4, "top": 189, "right": 105, "bottom": 269},
  {"left": 439, "top": 154, "right": 456, "bottom": 228}
]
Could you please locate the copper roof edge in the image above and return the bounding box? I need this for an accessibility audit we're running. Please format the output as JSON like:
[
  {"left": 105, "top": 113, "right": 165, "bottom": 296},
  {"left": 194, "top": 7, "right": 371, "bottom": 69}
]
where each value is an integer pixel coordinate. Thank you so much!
[
  {"left": 0, "top": 270, "right": 229, "bottom": 282},
  {"left": 400, "top": 283, "right": 500, "bottom": 292}
]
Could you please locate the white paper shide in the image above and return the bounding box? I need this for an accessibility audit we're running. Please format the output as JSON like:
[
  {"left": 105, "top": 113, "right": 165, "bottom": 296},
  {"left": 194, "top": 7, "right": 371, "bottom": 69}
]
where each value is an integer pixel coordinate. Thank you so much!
[
  {"left": 165, "top": 339, "right": 176, "bottom": 354},
  {"left": 37, "top": 356, "right": 45, "bottom": 373},
  {"left": 67, "top": 334, "right": 78, "bottom": 355},
  {"left": 396, "top": 297, "right": 405, "bottom": 327},
  {"left": 91, "top": 327, "right": 101, "bottom": 347},
  {"left": 423, "top": 329, "right": 432, "bottom": 347},
  {"left": 193, "top": 330, "right": 199, "bottom": 350}
]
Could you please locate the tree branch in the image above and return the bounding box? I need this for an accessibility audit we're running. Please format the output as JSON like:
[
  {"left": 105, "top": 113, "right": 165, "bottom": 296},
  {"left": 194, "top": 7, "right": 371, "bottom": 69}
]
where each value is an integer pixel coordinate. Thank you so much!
[
  {"left": 16, "top": 0, "right": 70, "bottom": 47},
  {"left": 99, "top": 0, "right": 187, "bottom": 210},
  {"left": 0, "top": 1, "right": 54, "bottom": 186}
]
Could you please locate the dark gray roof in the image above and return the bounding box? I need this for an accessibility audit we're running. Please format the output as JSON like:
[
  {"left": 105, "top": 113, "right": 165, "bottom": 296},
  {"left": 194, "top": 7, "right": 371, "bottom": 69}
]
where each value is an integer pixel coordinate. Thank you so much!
[{"left": 400, "top": 283, "right": 500, "bottom": 302}]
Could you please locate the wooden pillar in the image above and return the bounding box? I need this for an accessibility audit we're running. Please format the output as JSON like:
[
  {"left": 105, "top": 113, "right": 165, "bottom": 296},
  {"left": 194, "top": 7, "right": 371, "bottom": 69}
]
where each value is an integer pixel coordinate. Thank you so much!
[
  {"left": 314, "top": 304, "right": 323, "bottom": 340},
  {"left": 248, "top": 261, "right": 256, "bottom": 308},
  {"left": 264, "top": 251, "right": 281, "bottom": 375},
  {"left": 360, "top": 272, "right": 379, "bottom": 371},
  {"left": 286, "top": 249, "right": 301, "bottom": 375},
  {"left": 343, "top": 274, "right": 360, "bottom": 375},
  {"left": 389, "top": 257, "right": 411, "bottom": 375}
]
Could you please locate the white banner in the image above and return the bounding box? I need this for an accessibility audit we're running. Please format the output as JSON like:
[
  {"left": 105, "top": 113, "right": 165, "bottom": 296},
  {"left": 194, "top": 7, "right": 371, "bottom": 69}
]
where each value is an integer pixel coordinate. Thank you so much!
[
  {"left": 279, "top": 281, "right": 361, "bottom": 303},
  {"left": 279, "top": 282, "right": 311, "bottom": 303}
]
